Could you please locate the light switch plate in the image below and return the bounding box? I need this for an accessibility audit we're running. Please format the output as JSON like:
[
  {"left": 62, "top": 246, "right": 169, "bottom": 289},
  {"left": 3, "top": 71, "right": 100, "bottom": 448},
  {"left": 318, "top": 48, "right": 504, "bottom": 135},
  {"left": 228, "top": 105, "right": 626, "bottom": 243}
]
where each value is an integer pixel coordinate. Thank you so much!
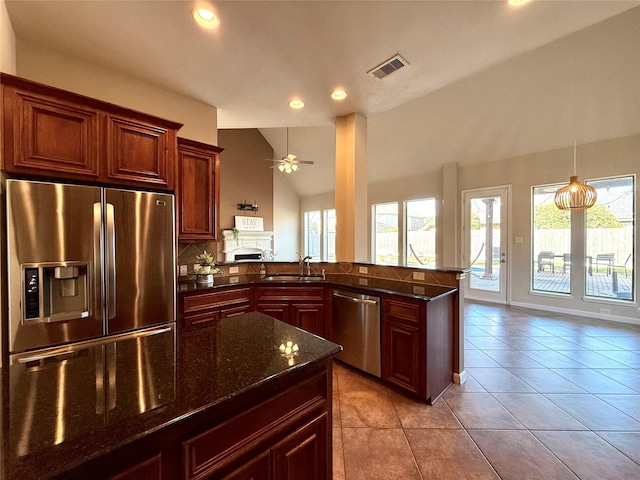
[
  {"left": 515, "top": 236, "right": 524, "bottom": 244},
  {"left": 359, "top": 266, "right": 368, "bottom": 274},
  {"left": 229, "top": 266, "right": 239, "bottom": 274},
  {"left": 179, "top": 265, "right": 188, "bottom": 276},
  {"left": 413, "top": 271, "right": 425, "bottom": 281}
]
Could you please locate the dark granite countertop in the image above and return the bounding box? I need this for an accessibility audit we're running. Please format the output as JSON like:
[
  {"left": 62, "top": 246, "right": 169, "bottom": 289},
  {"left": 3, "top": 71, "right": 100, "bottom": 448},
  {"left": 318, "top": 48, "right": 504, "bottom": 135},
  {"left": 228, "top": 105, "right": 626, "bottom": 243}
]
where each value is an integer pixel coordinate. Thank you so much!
[
  {"left": 1, "top": 313, "right": 341, "bottom": 480},
  {"left": 178, "top": 273, "right": 457, "bottom": 301}
]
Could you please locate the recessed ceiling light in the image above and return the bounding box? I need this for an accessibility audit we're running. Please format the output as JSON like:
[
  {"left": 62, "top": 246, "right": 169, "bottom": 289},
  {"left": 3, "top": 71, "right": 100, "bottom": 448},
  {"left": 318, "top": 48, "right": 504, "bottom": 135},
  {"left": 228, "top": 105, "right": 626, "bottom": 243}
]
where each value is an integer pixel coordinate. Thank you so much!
[
  {"left": 331, "top": 90, "right": 348, "bottom": 101},
  {"left": 289, "top": 100, "right": 305, "bottom": 109},
  {"left": 508, "top": 0, "right": 532, "bottom": 6},
  {"left": 193, "top": 6, "right": 219, "bottom": 28}
]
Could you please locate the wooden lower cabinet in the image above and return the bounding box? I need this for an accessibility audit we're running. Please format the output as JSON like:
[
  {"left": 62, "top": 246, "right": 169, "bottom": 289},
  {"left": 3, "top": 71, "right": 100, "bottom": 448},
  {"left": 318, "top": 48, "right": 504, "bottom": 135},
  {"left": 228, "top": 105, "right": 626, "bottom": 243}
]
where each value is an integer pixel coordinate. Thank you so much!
[
  {"left": 220, "top": 451, "right": 270, "bottom": 480},
  {"left": 381, "top": 293, "right": 454, "bottom": 403},
  {"left": 111, "top": 455, "right": 162, "bottom": 480},
  {"left": 180, "top": 287, "right": 252, "bottom": 329},
  {"left": 255, "top": 286, "right": 326, "bottom": 337},
  {"left": 272, "top": 412, "right": 328, "bottom": 480},
  {"left": 182, "top": 368, "right": 331, "bottom": 480}
]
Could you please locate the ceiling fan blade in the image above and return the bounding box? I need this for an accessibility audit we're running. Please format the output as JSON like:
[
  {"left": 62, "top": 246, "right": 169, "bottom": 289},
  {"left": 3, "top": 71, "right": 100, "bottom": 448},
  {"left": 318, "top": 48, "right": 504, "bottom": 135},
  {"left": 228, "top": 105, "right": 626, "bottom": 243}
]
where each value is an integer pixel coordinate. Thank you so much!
[{"left": 295, "top": 160, "right": 314, "bottom": 165}]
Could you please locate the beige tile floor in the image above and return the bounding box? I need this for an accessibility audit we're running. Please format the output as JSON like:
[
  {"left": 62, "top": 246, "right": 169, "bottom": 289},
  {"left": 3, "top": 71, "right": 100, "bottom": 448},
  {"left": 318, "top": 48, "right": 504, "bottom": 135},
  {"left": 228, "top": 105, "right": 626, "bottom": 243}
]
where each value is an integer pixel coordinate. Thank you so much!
[{"left": 332, "top": 301, "right": 640, "bottom": 480}]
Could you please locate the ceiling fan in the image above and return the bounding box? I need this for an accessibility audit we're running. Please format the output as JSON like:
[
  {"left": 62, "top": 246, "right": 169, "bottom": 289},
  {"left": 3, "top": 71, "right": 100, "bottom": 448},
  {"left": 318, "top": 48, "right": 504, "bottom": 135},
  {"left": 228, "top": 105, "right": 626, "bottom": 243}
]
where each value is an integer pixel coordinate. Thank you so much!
[{"left": 265, "top": 128, "right": 314, "bottom": 173}]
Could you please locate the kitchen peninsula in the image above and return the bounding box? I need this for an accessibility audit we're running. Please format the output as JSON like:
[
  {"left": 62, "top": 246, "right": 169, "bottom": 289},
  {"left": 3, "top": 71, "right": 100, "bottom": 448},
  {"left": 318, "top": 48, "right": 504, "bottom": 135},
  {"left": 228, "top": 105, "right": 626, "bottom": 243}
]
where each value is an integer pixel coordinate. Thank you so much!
[
  {"left": 1, "top": 313, "right": 341, "bottom": 480},
  {"left": 178, "top": 265, "right": 464, "bottom": 405}
]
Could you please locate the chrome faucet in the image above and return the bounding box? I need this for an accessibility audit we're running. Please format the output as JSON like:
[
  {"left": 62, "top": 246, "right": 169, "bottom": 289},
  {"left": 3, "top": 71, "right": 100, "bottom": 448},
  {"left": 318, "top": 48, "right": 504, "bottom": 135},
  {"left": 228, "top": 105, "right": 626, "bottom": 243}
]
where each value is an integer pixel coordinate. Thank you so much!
[{"left": 297, "top": 252, "right": 312, "bottom": 275}]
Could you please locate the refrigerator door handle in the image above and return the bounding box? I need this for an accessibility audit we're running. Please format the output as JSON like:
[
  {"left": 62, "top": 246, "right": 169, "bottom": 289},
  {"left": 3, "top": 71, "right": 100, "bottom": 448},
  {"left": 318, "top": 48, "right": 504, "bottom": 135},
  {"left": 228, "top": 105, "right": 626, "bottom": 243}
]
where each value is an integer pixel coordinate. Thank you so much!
[
  {"left": 93, "top": 203, "right": 103, "bottom": 322},
  {"left": 106, "top": 203, "right": 117, "bottom": 320}
]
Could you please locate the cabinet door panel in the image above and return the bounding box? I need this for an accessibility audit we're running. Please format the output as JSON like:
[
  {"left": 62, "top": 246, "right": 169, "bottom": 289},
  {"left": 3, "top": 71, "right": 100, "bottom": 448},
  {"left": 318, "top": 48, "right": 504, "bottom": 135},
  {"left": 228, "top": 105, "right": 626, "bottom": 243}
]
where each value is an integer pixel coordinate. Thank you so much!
[
  {"left": 5, "top": 87, "right": 100, "bottom": 178},
  {"left": 383, "top": 322, "right": 420, "bottom": 394},
  {"left": 106, "top": 115, "right": 173, "bottom": 188},
  {"left": 256, "top": 303, "right": 290, "bottom": 324},
  {"left": 111, "top": 454, "right": 162, "bottom": 480},
  {"left": 272, "top": 413, "right": 329, "bottom": 480},
  {"left": 220, "top": 451, "right": 270, "bottom": 480},
  {"left": 291, "top": 303, "right": 325, "bottom": 337},
  {"left": 177, "top": 138, "right": 221, "bottom": 241}
]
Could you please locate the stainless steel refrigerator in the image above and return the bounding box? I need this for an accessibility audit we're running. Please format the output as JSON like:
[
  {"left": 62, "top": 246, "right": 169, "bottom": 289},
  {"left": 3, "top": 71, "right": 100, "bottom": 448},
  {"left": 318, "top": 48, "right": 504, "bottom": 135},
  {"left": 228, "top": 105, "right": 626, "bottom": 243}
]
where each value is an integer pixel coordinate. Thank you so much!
[
  {"left": 3, "top": 179, "right": 177, "bottom": 455},
  {"left": 6, "top": 179, "right": 176, "bottom": 355}
]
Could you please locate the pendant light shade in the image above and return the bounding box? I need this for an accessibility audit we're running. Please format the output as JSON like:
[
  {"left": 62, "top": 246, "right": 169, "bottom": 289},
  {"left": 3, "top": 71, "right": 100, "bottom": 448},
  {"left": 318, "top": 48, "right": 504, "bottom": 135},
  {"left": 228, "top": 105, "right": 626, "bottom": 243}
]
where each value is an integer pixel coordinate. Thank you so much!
[
  {"left": 554, "top": 142, "right": 597, "bottom": 210},
  {"left": 554, "top": 175, "right": 597, "bottom": 210}
]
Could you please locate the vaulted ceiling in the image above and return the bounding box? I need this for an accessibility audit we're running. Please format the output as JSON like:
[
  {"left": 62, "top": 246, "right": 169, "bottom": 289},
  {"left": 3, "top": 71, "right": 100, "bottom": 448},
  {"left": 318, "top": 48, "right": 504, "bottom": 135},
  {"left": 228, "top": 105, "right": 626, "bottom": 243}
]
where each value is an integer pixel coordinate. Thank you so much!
[{"left": 5, "top": 1, "right": 640, "bottom": 195}]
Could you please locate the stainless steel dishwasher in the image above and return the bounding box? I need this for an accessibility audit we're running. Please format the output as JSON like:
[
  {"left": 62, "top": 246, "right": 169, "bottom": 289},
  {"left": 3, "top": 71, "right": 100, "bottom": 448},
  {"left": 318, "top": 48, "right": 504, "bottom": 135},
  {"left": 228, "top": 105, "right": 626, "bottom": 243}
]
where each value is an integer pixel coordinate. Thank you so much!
[{"left": 332, "top": 289, "right": 381, "bottom": 377}]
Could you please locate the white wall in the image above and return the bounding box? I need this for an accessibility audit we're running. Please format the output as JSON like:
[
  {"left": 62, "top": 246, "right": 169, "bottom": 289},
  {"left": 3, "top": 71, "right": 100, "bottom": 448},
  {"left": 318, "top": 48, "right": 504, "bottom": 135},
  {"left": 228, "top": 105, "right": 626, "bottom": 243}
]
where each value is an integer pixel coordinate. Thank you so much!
[
  {"left": 16, "top": 41, "right": 217, "bottom": 144},
  {"left": 273, "top": 171, "right": 300, "bottom": 261},
  {"left": 0, "top": 0, "right": 16, "bottom": 74}
]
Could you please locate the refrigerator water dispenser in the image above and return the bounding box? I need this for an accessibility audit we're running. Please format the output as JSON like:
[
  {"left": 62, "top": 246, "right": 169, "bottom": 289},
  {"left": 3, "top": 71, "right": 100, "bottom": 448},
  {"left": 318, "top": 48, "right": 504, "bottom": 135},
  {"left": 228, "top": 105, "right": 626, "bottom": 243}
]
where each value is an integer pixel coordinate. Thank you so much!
[{"left": 23, "top": 263, "right": 90, "bottom": 323}]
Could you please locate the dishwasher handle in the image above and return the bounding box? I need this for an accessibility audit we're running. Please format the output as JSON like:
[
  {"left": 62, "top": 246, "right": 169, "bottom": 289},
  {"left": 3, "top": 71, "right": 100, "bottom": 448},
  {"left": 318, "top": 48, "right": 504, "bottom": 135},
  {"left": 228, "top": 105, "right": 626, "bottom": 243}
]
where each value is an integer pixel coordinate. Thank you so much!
[{"left": 333, "top": 291, "right": 378, "bottom": 305}]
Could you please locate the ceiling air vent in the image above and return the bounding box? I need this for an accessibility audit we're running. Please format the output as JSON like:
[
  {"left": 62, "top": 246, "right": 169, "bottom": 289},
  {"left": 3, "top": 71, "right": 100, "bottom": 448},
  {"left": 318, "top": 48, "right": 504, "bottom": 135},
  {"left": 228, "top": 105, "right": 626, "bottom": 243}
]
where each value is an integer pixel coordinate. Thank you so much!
[{"left": 367, "top": 54, "right": 408, "bottom": 79}]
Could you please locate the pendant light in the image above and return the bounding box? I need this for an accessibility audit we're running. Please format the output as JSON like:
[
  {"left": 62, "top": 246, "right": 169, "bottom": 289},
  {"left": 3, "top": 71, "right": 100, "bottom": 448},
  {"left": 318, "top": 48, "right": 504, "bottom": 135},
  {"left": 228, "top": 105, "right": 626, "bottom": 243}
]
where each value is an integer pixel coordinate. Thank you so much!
[
  {"left": 554, "top": 33, "right": 597, "bottom": 211},
  {"left": 554, "top": 141, "right": 597, "bottom": 210}
]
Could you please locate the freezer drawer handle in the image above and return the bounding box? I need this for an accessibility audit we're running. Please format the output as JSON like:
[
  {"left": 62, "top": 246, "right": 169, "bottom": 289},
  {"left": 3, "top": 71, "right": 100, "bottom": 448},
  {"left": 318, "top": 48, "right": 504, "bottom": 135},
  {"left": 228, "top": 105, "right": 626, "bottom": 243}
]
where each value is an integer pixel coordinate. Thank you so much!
[{"left": 332, "top": 291, "right": 378, "bottom": 305}]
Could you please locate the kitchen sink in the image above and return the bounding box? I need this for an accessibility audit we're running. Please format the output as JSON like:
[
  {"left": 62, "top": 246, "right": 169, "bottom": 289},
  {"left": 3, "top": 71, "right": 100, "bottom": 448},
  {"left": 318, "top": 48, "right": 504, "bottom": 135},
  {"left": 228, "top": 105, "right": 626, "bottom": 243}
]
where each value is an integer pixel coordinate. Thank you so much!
[{"left": 261, "top": 274, "right": 324, "bottom": 282}]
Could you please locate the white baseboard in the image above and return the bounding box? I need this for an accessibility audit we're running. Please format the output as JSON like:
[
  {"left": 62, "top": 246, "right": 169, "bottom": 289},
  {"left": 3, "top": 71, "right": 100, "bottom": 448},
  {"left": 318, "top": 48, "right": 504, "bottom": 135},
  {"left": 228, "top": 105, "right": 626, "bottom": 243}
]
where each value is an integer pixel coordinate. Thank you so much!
[
  {"left": 509, "top": 300, "right": 640, "bottom": 326},
  {"left": 453, "top": 370, "right": 467, "bottom": 385}
]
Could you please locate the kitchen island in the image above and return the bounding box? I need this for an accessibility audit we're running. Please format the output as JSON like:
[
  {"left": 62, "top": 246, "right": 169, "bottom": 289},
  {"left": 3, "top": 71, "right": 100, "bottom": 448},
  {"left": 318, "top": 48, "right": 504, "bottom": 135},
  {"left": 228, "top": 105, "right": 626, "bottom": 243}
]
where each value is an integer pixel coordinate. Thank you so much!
[{"left": 1, "top": 313, "right": 341, "bottom": 480}]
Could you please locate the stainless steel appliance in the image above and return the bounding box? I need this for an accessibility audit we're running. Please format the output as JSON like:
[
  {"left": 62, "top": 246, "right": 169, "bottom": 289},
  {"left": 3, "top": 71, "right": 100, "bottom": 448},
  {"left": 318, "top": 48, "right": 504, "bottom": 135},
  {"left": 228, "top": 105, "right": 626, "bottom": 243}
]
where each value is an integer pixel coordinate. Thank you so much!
[
  {"left": 332, "top": 289, "right": 381, "bottom": 377},
  {"left": 6, "top": 179, "right": 176, "bottom": 355},
  {"left": 3, "top": 179, "right": 177, "bottom": 453}
]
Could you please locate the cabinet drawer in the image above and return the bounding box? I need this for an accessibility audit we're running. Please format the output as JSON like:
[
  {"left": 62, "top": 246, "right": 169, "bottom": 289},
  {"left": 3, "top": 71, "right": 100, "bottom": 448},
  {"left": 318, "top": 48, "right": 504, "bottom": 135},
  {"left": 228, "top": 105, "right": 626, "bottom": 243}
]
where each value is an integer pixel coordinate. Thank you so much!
[
  {"left": 182, "top": 370, "right": 328, "bottom": 480},
  {"left": 183, "top": 288, "right": 252, "bottom": 315},
  {"left": 256, "top": 286, "right": 325, "bottom": 302},
  {"left": 184, "top": 310, "right": 220, "bottom": 328},
  {"left": 385, "top": 298, "right": 421, "bottom": 324}
]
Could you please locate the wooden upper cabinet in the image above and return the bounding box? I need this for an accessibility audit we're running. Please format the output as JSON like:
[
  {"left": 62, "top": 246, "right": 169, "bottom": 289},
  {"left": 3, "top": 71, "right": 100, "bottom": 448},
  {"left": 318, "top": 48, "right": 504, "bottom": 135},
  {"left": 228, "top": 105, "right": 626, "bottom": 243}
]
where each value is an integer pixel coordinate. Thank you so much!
[
  {"left": 1, "top": 73, "right": 182, "bottom": 189},
  {"left": 106, "top": 114, "right": 177, "bottom": 189},
  {"left": 2, "top": 83, "right": 101, "bottom": 179},
  {"left": 177, "top": 137, "right": 222, "bottom": 241}
]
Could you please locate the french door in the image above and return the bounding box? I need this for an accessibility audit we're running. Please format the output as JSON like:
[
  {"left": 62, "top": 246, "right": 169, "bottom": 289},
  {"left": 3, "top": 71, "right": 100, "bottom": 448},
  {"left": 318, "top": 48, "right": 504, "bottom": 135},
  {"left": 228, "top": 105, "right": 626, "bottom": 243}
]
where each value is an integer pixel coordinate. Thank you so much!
[{"left": 462, "top": 187, "right": 510, "bottom": 304}]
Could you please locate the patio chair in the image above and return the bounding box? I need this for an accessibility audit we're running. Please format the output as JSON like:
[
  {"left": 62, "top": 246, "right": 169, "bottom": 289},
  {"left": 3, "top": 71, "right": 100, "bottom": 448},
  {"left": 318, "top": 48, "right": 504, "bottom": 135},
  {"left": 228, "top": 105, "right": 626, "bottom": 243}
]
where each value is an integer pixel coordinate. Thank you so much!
[
  {"left": 537, "top": 251, "right": 555, "bottom": 273},
  {"left": 562, "top": 253, "right": 571, "bottom": 274},
  {"left": 595, "top": 253, "right": 615, "bottom": 275},
  {"left": 613, "top": 254, "right": 632, "bottom": 277}
]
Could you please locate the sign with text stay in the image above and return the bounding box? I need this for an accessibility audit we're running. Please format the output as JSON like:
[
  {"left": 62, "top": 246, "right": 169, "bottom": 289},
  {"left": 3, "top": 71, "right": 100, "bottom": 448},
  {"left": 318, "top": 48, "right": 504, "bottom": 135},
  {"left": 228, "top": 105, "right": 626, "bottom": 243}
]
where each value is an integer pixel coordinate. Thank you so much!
[{"left": 235, "top": 216, "right": 264, "bottom": 231}]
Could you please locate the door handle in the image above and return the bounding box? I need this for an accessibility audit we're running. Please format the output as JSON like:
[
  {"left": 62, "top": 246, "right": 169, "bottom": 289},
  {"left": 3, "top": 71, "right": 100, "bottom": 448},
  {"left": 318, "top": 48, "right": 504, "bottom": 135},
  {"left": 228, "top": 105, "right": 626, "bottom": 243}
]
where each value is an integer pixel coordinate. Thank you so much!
[{"left": 106, "top": 203, "right": 116, "bottom": 320}]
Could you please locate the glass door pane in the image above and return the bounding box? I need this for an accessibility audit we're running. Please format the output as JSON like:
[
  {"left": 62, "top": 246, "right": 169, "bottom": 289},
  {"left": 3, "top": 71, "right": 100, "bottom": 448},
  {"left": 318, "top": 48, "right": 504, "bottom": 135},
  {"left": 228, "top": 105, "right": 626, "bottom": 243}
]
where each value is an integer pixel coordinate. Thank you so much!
[{"left": 463, "top": 188, "right": 509, "bottom": 304}]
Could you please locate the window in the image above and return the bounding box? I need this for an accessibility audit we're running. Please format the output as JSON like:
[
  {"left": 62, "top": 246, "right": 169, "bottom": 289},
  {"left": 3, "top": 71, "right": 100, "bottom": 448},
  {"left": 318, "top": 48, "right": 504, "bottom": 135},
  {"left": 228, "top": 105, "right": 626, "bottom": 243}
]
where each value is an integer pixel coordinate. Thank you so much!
[
  {"left": 531, "top": 175, "right": 635, "bottom": 302},
  {"left": 373, "top": 202, "right": 399, "bottom": 265},
  {"left": 324, "top": 209, "right": 336, "bottom": 262},
  {"left": 304, "top": 210, "right": 321, "bottom": 260},
  {"left": 304, "top": 209, "right": 336, "bottom": 261},
  {"left": 532, "top": 184, "right": 571, "bottom": 294},
  {"left": 585, "top": 176, "right": 634, "bottom": 301},
  {"left": 405, "top": 198, "right": 436, "bottom": 266}
]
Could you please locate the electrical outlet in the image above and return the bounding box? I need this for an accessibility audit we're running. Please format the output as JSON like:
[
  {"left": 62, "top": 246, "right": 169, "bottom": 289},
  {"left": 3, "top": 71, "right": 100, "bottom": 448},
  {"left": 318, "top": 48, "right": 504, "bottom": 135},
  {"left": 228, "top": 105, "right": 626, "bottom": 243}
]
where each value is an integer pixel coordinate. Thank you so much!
[
  {"left": 413, "top": 285, "right": 425, "bottom": 295},
  {"left": 179, "top": 265, "right": 188, "bottom": 276},
  {"left": 229, "top": 266, "right": 239, "bottom": 274},
  {"left": 359, "top": 266, "right": 368, "bottom": 274},
  {"left": 230, "top": 276, "right": 239, "bottom": 284},
  {"left": 599, "top": 308, "right": 611, "bottom": 315},
  {"left": 413, "top": 271, "right": 425, "bottom": 281},
  {"left": 358, "top": 278, "right": 369, "bottom": 286}
]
